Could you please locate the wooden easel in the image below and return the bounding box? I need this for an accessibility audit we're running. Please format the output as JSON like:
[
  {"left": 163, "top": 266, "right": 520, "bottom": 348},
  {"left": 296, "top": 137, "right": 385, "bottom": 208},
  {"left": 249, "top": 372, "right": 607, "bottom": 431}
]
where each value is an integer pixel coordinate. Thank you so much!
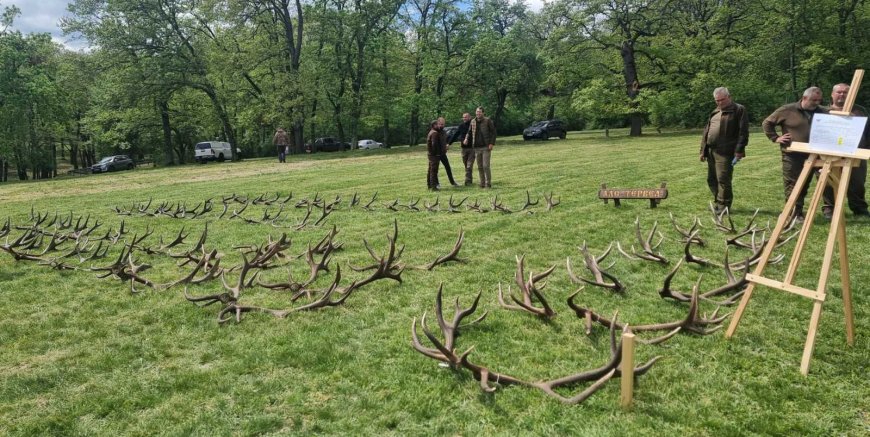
[{"left": 725, "top": 70, "right": 869, "bottom": 375}]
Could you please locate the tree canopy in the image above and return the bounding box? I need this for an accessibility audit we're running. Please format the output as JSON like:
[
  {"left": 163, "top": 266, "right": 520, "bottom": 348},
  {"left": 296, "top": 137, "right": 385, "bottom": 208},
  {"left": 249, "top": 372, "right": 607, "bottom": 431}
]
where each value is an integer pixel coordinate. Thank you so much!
[{"left": 1, "top": 0, "right": 869, "bottom": 180}]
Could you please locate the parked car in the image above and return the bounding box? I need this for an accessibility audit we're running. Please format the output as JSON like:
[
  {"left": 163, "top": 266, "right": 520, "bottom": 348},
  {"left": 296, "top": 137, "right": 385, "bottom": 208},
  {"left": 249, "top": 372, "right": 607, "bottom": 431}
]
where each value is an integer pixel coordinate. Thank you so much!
[
  {"left": 523, "top": 120, "right": 567, "bottom": 140},
  {"left": 357, "top": 139, "right": 384, "bottom": 150},
  {"left": 91, "top": 155, "right": 134, "bottom": 173},
  {"left": 195, "top": 141, "right": 240, "bottom": 162},
  {"left": 305, "top": 137, "right": 351, "bottom": 153}
]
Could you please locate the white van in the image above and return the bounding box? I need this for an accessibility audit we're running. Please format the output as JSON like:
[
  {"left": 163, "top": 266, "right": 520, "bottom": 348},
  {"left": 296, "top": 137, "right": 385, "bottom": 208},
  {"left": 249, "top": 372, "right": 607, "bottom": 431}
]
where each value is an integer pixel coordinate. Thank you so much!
[{"left": 195, "top": 141, "right": 238, "bottom": 162}]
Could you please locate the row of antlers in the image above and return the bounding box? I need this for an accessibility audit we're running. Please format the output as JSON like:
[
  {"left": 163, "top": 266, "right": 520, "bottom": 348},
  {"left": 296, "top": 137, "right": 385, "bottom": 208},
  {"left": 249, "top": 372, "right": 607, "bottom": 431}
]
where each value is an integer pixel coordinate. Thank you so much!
[
  {"left": 2, "top": 212, "right": 470, "bottom": 324},
  {"left": 110, "top": 191, "right": 561, "bottom": 226}
]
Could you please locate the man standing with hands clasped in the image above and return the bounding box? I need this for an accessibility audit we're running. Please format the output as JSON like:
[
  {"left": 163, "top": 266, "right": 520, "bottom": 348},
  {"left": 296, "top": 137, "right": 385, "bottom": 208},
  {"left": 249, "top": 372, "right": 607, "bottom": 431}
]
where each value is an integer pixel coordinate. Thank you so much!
[
  {"left": 465, "top": 106, "right": 496, "bottom": 188},
  {"left": 700, "top": 87, "right": 749, "bottom": 213},
  {"left": 762, "top": 86, "right": 828, "bottom": 223},
  {"left": 820, "top": 83, "right": 870, "bottom": 219}
]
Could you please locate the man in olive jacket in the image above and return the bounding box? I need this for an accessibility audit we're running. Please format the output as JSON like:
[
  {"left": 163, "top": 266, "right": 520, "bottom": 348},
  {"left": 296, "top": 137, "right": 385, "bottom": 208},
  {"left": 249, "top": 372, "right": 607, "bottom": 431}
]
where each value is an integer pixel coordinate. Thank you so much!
[
  {"left": 465, "top": 107, "right": 497, "bottom": 188},
  {"left": 700, "top": 87, "right": 749, "bottom": 213},
  {"left": 762, "top": 86, "right": 827, "bottom": 221}
]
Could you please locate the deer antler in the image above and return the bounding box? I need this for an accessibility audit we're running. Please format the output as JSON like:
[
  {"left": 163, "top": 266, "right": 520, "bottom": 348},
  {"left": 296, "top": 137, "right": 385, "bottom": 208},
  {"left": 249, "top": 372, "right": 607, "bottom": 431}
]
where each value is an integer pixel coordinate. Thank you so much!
[
  {"left": 566, "top": 242, "right": 624, "bottom": 292},
  {"left": 497, "top": 255, "right": 557, "bottom": 318},
  {"left": 709, "top": 203, "right": 736, "bottom": 233},
  {"left": 619, "top": 218, "right": 668, "bottom": 264},
  {"left": 669, "top": 213, "right": 705, "bottom": 246},
  {"left": 414, "top": 295, "right": 658, "bottom": 404},
  {"left": 418, "top": 229, "right": 466, "bottom": 270},
  {"left": 518, "top": 190, "right": 540, "bottom": 211},
  {"left": 362, "top": 192, "right": 378, "bottom": 211},
  {"left": 544, "top": 192, "right": 560, "bottom": 210},
  {"left": 447, "top": 195, "right": 467, "bottom": 213},
  {"left": 345, "top": 219, "right": 405, "bottom": 291}
]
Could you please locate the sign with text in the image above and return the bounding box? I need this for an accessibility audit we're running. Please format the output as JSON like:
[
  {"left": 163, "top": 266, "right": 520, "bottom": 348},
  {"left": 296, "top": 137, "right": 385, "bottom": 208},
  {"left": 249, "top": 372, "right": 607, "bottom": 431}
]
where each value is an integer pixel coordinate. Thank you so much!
[{"left": 808, "top": 113, "right": 868, "bottom": 155}]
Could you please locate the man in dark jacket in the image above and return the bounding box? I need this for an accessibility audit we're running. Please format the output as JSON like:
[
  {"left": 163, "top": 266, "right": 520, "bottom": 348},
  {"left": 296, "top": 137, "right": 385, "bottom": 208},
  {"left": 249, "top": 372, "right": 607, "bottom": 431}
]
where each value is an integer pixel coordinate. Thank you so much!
[
  {"left": 465, "top": 107, "right": 497, "bottom": 188},
  {"left": 700, "top": 87, "right": 749, "bottom": 213},
  {"left": 436, "top": 117, "right": 458, "bottom": 187},
  {"left": 762, "top": 86, "right": 827, "bottom": 222},
  {"left": 449, "top": 112, "right": 474, "bottom": 185},
  {"left": 426, "top": 120, "right": 442, "bottom": 191}
]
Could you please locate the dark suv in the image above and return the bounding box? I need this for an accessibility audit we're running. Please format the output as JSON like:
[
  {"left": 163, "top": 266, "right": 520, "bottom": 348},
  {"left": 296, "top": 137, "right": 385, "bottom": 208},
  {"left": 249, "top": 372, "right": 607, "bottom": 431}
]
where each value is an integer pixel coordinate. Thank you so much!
[
  {"left": 305, "top": 137, "right": 351, "bottom": 153},
  {"left": 523, "top": 120, "right": 567, "bottom": 140}
]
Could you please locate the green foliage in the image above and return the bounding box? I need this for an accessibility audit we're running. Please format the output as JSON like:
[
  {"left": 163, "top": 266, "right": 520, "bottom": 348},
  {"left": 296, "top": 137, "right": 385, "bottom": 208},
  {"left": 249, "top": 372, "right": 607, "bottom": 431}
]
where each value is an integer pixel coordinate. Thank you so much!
[
  {"left": 4, "top": 0, "right": 870, "bottom": 179},
  {"left": 571, "top": 79, "right": 633, "bottom": 132}
]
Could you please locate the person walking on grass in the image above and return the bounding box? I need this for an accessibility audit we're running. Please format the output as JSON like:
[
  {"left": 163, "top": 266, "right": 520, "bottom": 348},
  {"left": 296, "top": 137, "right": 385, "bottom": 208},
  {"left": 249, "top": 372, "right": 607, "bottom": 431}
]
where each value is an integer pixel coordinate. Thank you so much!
[
  {"left": 700, "top": 87, "right": 749, "bottom": 214},
  {"left": 426, "top": 120, "right": 442, "bottom": 191},
  {"left": 464, "top": 107, "right": 496, "bottom": 188},
  {"left": 273, "top": 128, "right": 290, "bottom": 163}
]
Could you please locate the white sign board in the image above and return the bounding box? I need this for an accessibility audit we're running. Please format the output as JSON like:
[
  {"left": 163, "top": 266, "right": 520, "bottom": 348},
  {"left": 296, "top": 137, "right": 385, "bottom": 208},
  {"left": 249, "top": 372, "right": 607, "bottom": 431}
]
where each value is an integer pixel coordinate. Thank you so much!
[{"left": 808, "top": 113, "right": 868, "bottom": 155}]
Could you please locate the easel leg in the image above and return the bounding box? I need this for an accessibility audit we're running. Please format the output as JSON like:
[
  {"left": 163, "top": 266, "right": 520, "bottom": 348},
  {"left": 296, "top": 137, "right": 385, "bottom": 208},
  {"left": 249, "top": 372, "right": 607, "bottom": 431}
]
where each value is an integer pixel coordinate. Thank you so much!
[
  {"left": 801, "top": 301, "right": 824, "bottom": 376},
  {"left": 783, "top": 160, "right": 832, "bottom": 284},
  {"left": 801, "top": 163, "right": 853, "bottom": 375},
  {"left": 836, "top": 196, "right": 855, "bottom": 346},
  {"left": 726, "top": 154, "right": 818, "bottom": 338}
]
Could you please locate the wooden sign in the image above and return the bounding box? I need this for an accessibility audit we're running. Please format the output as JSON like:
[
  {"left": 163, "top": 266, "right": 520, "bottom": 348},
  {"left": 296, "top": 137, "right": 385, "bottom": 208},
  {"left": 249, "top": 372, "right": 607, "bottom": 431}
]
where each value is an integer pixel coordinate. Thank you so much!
[{"left": 599, "top": 182, "right": 667, "bottom": 208}]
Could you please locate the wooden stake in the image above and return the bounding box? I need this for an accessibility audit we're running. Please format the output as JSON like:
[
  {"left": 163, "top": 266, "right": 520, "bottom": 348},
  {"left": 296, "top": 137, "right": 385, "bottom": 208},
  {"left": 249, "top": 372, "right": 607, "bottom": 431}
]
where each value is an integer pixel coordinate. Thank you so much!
[{"left": 620, "top": 331, "right": 636, "bottom": 409}]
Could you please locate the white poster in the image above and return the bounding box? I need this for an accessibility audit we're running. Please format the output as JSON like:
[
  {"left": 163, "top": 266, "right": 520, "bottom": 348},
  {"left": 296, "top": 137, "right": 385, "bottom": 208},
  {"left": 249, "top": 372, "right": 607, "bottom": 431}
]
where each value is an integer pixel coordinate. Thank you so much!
[{"left": 808, "top": 113, "right": 868, "bottom": 155}]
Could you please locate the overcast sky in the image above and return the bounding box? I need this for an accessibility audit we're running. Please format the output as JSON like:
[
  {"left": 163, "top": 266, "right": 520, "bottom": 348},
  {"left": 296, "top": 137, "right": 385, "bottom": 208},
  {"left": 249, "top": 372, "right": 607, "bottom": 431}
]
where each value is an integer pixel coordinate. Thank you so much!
[
  {"left": 5, "top": 0, "right": 88, "bottom": 50},
  {"left": 6, "top": 0, "right": 545, "bottom": 52}
]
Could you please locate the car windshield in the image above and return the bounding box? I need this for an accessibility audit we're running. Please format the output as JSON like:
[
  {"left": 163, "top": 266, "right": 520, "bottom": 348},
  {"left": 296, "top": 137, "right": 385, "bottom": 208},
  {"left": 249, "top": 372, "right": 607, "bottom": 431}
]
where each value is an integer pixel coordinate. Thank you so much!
[
  {"left": 98, "top": 157, "right": 113, "bottom": 164},
  {"left": 195, "top": 143, "right": 212, "bottom": 150},
  {"left": 531, "top": 121, "right": 546, "bottom": 127}
]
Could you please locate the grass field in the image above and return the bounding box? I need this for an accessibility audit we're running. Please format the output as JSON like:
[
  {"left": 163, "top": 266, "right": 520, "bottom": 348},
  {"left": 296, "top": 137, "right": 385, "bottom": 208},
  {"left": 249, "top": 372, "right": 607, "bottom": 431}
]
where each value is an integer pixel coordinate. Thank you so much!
[{"left": 1, "top": 129, "right": 868, "bottom": 436}]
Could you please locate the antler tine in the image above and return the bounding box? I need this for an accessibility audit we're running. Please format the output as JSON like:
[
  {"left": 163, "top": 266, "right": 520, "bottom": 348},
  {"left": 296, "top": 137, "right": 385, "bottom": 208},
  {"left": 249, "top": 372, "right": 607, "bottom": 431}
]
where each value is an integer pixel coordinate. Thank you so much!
[
  {"left": 659, "top": 258, "right": 691, "bottom": 301},
  {"left": 742, "top": 208, "right": 760, "bottom": 233},
  {"left": 544, "top": 192, "right": 560, "bottom": 210},
  {"left": 595, "top": 242, "right": 614, "bottom": 264},
  {"left": 425, "top": 195, "right": 440, "bottom": 212},
  {"left": 683, "top": 230, "right": 723, "bottom": 268},
  {"left": 411, "top": 314, "right": 450, "bottom": 361},
  {"left": 422, "top": 228, "right": 465, "bottom": 270},
  {"left": 519, "top": 190, "right": 539, "bottom": 211},
  {"left": 514, "top": 255, "right": 531, "bottom": 305},
  {"left": 616, "top": 241, "right": 639, "bottom": 260}
]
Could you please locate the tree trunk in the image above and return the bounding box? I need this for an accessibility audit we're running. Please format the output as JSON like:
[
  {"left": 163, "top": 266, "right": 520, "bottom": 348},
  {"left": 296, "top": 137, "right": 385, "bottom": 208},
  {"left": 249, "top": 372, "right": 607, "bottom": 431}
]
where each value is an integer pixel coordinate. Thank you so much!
[
  {"left": 52, "top": 139, "right": 57, "bottom": 178},
  {"left": 621, "top": 41, "right": 643, "bottom": 137},
  {"left": 159, "top": 100, "right": 175, "bottom": 166},
  {"left": 495, "top": 88, "right": 508, "bottom": 128}
]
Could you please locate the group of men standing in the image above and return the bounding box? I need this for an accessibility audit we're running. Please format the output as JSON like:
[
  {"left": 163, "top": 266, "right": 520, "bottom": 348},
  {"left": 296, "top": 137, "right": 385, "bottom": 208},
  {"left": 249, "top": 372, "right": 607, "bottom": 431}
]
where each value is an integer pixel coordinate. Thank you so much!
[
  {"left": 701, "top": 83, "right": 869, "bottom": 222},
  {"left": 426, "top": 106, "right": 497, "bottom": 191}
]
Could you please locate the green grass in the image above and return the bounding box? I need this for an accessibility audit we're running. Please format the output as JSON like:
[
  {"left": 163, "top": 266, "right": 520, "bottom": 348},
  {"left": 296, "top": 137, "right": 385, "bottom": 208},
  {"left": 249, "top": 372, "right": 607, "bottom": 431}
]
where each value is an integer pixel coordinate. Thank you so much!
[{"left": 1, "top": 129, "right": 868, "bottom": 436}]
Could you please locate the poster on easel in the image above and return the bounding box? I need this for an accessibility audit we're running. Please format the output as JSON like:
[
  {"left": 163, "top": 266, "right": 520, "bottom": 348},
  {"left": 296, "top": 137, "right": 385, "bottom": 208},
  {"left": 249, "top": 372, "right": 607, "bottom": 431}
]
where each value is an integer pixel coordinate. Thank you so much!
[{"left": 806, "top": 113, "right": 868, "bottom": 155}]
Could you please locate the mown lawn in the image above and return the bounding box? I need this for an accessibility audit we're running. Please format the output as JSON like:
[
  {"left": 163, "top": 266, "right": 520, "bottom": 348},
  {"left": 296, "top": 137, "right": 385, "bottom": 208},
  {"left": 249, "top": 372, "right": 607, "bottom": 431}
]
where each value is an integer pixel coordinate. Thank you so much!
[{"left": 1, "top": 129, "right": 868, "bottom": 436}]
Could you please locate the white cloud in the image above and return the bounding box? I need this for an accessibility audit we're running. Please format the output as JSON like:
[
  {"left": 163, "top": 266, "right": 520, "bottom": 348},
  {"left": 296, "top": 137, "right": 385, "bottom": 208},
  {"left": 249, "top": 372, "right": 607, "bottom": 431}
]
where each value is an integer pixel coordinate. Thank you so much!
[
  {"left": 6, "top": 0, "right": 89, "bottom": 50},
  {"left": 524, "top": 0, "right": 545, "bottom": 12}
]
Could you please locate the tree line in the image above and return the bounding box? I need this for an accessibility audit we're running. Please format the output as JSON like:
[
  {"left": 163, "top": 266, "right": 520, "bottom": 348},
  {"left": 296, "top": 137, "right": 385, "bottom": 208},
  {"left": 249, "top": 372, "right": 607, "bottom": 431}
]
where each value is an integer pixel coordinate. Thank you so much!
[{"left": 1, "top": 0, "right": 868, "bottom": 180}]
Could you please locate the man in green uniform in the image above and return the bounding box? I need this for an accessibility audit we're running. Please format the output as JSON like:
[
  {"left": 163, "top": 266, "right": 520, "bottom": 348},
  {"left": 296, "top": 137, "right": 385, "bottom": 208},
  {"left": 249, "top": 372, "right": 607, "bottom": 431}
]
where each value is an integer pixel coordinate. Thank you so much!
[
  {"left": 762, "top": 87, "right": 827, "bottom": 222},
  {"left": 465, "top": 107, "right": 496, "bottom": 188},
  {"left": 700, "top": 87, "right": 749, "bottom": 213}
]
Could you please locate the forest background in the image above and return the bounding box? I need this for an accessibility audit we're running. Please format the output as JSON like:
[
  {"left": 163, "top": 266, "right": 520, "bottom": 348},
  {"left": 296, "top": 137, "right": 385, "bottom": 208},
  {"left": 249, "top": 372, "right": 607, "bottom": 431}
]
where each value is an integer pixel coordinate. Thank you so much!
[{"left": 1, "top": 0, "right": 868, "bottom": 180}]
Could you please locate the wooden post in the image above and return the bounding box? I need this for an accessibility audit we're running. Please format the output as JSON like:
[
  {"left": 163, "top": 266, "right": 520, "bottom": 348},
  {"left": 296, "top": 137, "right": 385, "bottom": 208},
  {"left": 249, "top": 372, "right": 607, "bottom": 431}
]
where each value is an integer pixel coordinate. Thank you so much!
[{"left": 620, "top": 331, "right": 636, "bottom": 409}]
